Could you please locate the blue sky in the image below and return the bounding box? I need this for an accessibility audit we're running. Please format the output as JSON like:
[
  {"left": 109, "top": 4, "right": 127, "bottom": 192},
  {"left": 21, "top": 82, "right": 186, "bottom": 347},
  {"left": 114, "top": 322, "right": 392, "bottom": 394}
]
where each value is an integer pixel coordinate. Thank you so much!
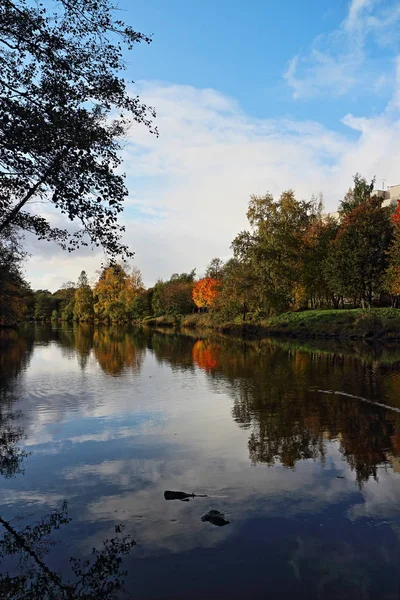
[
  {"left": 27, "top": 0, "right": 400, "bottom": 290},
  {"left": 125, "top": 0, "right": 398, "bottom": 126}
]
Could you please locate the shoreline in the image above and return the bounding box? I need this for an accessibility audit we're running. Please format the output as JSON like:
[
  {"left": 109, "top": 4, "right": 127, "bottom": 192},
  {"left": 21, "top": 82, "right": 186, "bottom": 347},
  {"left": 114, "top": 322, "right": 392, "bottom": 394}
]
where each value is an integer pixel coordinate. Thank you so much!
[{"left": 141, "top": 308, "right": 400, "bottom": 341}]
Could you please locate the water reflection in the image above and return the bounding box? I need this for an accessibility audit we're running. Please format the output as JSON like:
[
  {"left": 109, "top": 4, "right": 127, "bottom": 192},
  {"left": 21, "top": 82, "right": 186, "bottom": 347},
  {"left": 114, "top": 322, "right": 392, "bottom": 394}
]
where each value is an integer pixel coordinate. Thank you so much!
[
  {"left": 4, "top": 325, "right": 400, "bottom": 485},
  {"left": 0, "top": 330, "right": 32, "bottom": 478},
  {"left": 2, "top": 325, "right": 400, "bottom": 598},
  {"left": 0, "top": 502, "right": 135, "bottom": 599},
  {"left": 189, "top": 333, "right": 400, "bottom": 486},
  {"left": 0, "top": 328, "right": 138, "bottom": 599},
  {"left": 93, "top": 328, "right": 144, "bottom": 376}
]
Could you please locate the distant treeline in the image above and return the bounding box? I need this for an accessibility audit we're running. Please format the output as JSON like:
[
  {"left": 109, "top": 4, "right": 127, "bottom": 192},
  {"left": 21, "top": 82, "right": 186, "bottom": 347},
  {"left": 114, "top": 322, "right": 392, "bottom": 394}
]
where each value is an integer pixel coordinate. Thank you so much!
[{"left": 2, "top": 174, "right": 400, "bottom": 326}]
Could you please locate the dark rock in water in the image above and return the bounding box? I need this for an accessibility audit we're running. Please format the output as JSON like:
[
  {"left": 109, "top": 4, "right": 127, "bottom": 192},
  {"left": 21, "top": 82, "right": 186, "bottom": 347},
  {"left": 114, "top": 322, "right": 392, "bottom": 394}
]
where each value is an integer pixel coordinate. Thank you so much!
[
  {"left": 164, "top": 490, "right": 207, "bottom": 501},
  {"left": 201, "top": 510, "right": 230, "bottom": 527}
]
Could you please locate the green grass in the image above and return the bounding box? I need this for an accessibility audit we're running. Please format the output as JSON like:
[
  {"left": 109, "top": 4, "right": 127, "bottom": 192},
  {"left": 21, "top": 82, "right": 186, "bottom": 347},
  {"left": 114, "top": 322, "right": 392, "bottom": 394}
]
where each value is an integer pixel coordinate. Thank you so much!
[
  {"left": 140, "top": 308, "right": 400, "bottom": 339},
  {"left": 263, "top": 308, "right": 400, "bottom": 338}
]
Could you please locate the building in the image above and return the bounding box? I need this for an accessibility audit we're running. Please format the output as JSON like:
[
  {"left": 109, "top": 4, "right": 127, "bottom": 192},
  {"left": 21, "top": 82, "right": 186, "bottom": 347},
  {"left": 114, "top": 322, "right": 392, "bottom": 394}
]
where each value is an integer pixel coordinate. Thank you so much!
[
  {"left": 325, "top": 183, "right": 400, "bottom": 221},
  {"left": 372, "top": 184, "right": 400, "bottom": 208}
]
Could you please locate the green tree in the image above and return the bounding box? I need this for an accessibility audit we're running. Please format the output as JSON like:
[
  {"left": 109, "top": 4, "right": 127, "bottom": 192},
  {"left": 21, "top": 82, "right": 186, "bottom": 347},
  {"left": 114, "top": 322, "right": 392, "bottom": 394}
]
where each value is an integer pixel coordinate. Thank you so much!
[
  {"left": 129, "top": 294, "right": 151, "bottom": 320},
  {"left": 328, "top": 179, "right": 393, "bottom": 307},
  {"left": 34, "top": 290, "right": 56, "bottom": 321},
  {"left": 340, "top": 173, "right": 375, "bottom": 215},
  {"left": 205, "top": 257, "right": 224, "bottom": 280},
  {"left": 0, "top": 232, "right": 32, "bottom": 326},
  {"left": 0, "top": 0, "right": 156, "bottom": 258},
  {"left": 151, "top": 271, "right": 196, "bottom": 316},
  {"left": 301, "top": 216, "right": 339, "bottom": 309},
  {"left": 53, "top": 282, "right": 76, "bottom": 316},
  {"left": 214, "top": 258, "right": 259, "bottom": 321}
]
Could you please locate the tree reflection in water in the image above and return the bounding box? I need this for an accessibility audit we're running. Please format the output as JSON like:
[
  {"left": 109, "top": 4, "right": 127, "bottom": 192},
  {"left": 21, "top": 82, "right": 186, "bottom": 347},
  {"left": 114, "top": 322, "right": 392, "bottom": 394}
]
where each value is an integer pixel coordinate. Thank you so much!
[
  {"left": 0, "top": 504, "right": 135, "bottom": 600},
  {"left": 188, "top": 332, "right": 400, "bottom": 486},
  {"left": 0, "top": 330, "right": 31, "bottom": 479},
  {"left": 51, "top": 325, "right": 400, "bottom": 488},
  {"left": 0, "top": 328, "right": 136, "bottom": 600},
  {"left": 93, "top": 327, "right": 144, "bottom": 376},
  {"left": 3, "top": 325, "right": 400, "bottom": 597}
]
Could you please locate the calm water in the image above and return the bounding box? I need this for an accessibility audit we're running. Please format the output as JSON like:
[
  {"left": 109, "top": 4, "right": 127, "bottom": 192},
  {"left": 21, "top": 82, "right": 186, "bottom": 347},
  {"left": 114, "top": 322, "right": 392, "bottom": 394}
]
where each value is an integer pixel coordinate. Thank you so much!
[{"left": 2, "top": 325, "right": 400, "bottom": 599}]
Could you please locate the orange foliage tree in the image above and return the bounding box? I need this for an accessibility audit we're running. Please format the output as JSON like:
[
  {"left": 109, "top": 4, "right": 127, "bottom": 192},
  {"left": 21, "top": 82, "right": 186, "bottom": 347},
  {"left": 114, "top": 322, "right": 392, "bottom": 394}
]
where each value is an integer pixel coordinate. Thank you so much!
[
  {"left": 383, "top": 200, "right": 400, "bottom": 301},
  {"left": 192, "top": 277, "right": 221, "bottom": 310}
]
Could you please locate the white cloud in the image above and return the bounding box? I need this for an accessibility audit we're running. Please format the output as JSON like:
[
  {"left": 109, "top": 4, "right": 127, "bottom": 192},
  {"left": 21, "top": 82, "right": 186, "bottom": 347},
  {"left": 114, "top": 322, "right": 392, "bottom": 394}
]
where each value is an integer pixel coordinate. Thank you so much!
[
  {"left": 345, "top": 0, "right": 376, "bottom": 31},
  {"left": 25, "top": 73, "right": 400, "bottom": 290},
  {"left": 120, "top": 82, "right": 400, "bottom": 285},
  {"left": 285, "top": 0, "right": 400, "bottom": 99}
]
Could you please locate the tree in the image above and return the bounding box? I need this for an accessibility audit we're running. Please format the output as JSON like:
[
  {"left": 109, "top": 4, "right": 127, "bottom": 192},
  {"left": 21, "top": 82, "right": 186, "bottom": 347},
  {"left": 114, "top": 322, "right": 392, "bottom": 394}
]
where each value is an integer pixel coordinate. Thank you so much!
[
  {"left": 94, "top": 264, "right": 128, "bottom": 322},
  {"left": 0, "top": 231, "right": 32, "bottom": 325},
  {"left": 340, "top": 173, "right": 375, "bottom": 215},
  {"left": 34, "top": 290, "right": 57, "bottom": 321},
  {"left": 74, "top": 271, "right": 94, "bottom": 321},
  {"left": 383, "top": 200, "right": 400, "bottom": 305},
  {"left": 300, "top": 216, "right": 339, "bottom": 309},
  {"left": 53, "top": 281, "right": 76, "bottom": 319},
  {"left": 0, "top": 0, "right": 156, "bottom": 258},
  {"left": 119, "top": 267, "right": 145, "bottom": 315},
  {"left": 129, "top": 294, "right": 151, "bottom": 320},
  {"left": 329, "top": 184, "right": 393, "bottom": 307},
  {"left": 214, "top": 258, "right": 259, "bottom": 321},
  {"left": 205, "top": 258, "right": 224, "bottom": 280},
  {"left": 151, "top": 271, "right": 196, "bottom": 316},
  {"left": 192, "top": 277, "right": 221, "bottom": 310},
  {"left": 231, "top": 191, "right": 319, "bottom": 314},
  {"left": 93, "top": 263, "right": 143, "bottom": 322}
]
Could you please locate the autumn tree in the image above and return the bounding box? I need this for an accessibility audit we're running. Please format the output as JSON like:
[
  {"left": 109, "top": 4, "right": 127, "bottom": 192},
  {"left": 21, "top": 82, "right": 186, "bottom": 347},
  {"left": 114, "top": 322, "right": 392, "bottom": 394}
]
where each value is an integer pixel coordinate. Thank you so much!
[
  {"left": 231, "top": 191, "right": 319, "bottom": 314},
  {"left": 383, "top": 200, "right": 400, "bottom": 305},
  {"left": 93, "top": 264, "right": 143, "bottom": 322},
  {"left": 192, "top": 277, "right": 221, "bottom": 310},
  {"left": 119, "top": 267, "right": 145, "bottom": 317},
  {"left": 0, "top": 0, "right": 156, "bottom": 258},
  {"left": 74, "top": 271, "right": 94, "bottom": 322}
]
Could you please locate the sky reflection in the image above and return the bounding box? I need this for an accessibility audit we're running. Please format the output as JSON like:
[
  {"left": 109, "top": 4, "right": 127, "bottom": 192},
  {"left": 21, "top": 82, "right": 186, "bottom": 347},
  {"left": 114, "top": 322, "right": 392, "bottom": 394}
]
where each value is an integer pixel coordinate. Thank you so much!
[{"left": 1, "top": 326, "right": 400, "bottom": 598}]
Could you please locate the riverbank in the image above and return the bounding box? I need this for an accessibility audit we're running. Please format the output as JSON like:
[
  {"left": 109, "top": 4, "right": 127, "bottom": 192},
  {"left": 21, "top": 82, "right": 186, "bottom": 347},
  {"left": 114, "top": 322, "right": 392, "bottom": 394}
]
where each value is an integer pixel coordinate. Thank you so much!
[{"left": 142, "top": 308, "right": 400, "bottom": 340}]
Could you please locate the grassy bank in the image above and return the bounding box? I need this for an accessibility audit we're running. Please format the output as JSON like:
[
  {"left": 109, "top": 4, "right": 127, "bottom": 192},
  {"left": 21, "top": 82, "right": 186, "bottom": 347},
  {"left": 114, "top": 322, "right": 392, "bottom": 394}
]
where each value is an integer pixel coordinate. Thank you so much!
[{"left": 142, "top": 308, "right": 400, "bottom": 339}]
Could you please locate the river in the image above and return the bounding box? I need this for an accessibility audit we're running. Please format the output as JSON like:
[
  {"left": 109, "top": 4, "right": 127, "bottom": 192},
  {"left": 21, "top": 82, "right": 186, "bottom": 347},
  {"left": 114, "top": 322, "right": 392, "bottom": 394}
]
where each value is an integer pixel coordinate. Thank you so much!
[{"left": 1, "top": 324, "right": 400, "bottom": 599}]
